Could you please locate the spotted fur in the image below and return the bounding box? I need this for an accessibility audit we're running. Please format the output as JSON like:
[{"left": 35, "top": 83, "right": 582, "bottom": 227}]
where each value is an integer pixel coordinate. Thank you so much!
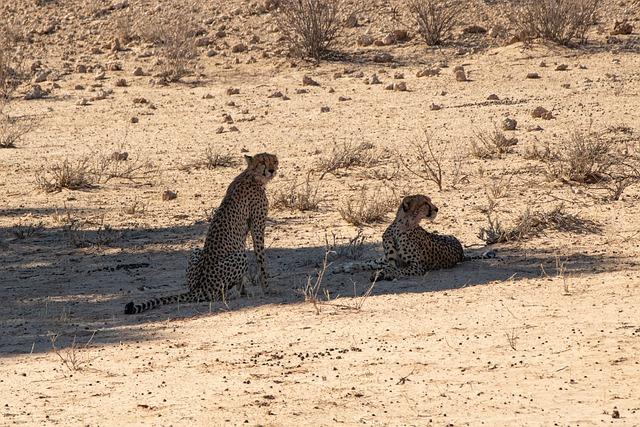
[
  {"left": 124, "top": 153, "right": 278, "bottom": 314},
  {"left": 335, "top": 194, "right": 494, "bottom": 281}
]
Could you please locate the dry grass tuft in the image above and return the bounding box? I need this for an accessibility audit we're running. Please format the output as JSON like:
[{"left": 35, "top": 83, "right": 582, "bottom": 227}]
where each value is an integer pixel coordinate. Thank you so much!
[
  {"left": 338, "top": 186, "right": 396, "bottom": 226},
  {"left": 325, "top": 229, "right": 368, "bottom": 260},
  {"left": 0, "top": 106, "right": 32, "bottom": 148},
  {"left": 0, "top": 24, "right": 26, "bottom": 99},
  {"left": 406, "top": 0, "right": 462, "bottom": 45},
  {"left": 471, "top": 127, "right": 518, "bottom": 159},
  {"left": 36, "top": 158, "right": 96, "bottom": 192},
  {"left": 272, "top": 172, "right": 323, "bottom": 211},
  {"left": 513, "top": 0, "right": 600, "bottom": 45},
  {"left": 316, "top": 141, "right": 380, "bottom": 179}
]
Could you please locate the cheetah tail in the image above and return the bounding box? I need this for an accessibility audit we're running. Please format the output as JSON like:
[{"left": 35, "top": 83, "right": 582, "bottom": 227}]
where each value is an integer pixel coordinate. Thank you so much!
[
  {"left": 124, "top": 291, "right": 200, "bottom": 315},
  {"left": 463, "top": 250, "right": 497, "bottom": 261}
]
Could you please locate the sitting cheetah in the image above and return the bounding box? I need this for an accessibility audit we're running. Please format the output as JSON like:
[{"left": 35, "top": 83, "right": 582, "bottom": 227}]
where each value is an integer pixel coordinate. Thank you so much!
[
  {"left": 124, "top": 153, "right": 278, "bottom": 314},
  {"left": 335, "top": 194, "right": 494, "bottom": 282}
]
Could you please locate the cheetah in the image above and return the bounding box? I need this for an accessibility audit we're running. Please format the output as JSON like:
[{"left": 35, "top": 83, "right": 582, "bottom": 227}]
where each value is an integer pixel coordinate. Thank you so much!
[
  {"left": 124, "top": 153, "right": 278, "bottom": 314},
  {"left": 335, "top": 194, "right": 494, "bottom": 282}
]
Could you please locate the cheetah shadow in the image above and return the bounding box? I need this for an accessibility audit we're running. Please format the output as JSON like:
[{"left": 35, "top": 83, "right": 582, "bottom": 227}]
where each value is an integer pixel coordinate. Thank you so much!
[{"left": 0, "top": 212, "right": 633, "bottom": 356}]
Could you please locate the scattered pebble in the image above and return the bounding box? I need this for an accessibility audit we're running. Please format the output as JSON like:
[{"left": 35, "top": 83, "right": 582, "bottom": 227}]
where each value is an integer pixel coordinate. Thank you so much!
[
  {"left": 487, "top": 94, "right": 499, "bottom": 100},
  {"left": 302, "top": 75, "right": 320, "bottom": 86},
  {"left": 532, "top": 106, "right": 554, "bottom": 119},
  {"left": 24, "top": 84, "right": 45, "bottom": 100},
  {"left": 555, "top": 64, "right": 568, "bottom": 71},
  {"left": 162, "top": 190, "right": 177, "bottom": 201},
  {"left": 320, "top": 106, "right": 330, "bottom": 113},
  {"left": 526, "top": 72, "right": 540, "bottom": 79},
  {"left": 133, "top": 67, "right": 144, "bottom": 76},
  {"left": 226, "top": 87, "right": 240, "bottom": 95},
  {"left": 502, "top": 118, "right": 517, "bottom": 131},
  {"left": 231, "top": 43, "right": 247, "bottom": 53},
  {"left": 417, "top": 67, "right": 440, "bottom": 77}
]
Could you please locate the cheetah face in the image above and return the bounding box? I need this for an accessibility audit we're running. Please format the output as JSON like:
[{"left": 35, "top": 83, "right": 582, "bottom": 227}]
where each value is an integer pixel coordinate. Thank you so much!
[
  {"left": 399, "top": 194, "right": 439, "bottom": 225},
  {"left": 245, "top": 153, "right": 279, "bottom": 183}
]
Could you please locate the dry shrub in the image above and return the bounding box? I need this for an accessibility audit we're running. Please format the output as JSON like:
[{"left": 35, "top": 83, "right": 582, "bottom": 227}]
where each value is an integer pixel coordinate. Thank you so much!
[
  {"left": 536, "top": 128, "right": 640, "bottom": 200},
  {"left": 36, "top": 158, "right": 95, "bottom": 192},
  {"left": 471, "top": 126, "right": 518, "bottom": 159},
  {"left": 12, "top": 221, "right": 44, "bottom": 239},
  {"left": 276, "top": 0, "right": 352, "bottom": 60},
  {"left": 316, "top": 141, "right": 380, "bottom": 179},
  {"left": 272, "top": 172, "right": 323, "bottom": 211},
  {"left": 93, "top": 153, "right": 156, "bottom": 184},
  {"left": 478, "top": 202, "right": 601, "bottom": 244},
  {"left": 485, "top": 175, "right": 513, "bottom": 199},
  {"left": 325, "top": 229, "right": 368, "bottom": 260},
  {"left": 0, "top": 106, "right": 32, "bottom": 148},
  {"left": 338, "top": 186, "right": 396, "bottom": 226},
  {"left": 64, "top": 214, "right": 121, "bottom": 248},
  {"left": 406, "top": 0, "right": 462, "bottom": 45},
  {"left": 0, "top": 24, "right": 26, "bottom": 99},
  {"left": 513, "top": 0, "right": 600, "bottom": 45},
  {"left": 138, "top": 11, "right": 199, "bottom": 81},
  {"left": 397, "top": 132, "right": 467, "bottom": 191}
]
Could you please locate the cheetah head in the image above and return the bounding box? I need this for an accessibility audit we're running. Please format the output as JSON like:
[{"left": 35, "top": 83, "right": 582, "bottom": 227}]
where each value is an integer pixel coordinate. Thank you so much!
[
  {"left": 398, "top": 194, "right": 439, "bottom": 226},
  {"left": 245, "top": 153, "right": 279, "bottom": 184}
]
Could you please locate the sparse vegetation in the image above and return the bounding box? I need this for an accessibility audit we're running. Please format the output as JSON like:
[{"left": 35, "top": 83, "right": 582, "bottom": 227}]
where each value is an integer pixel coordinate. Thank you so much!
[
  {"left": 48, "top": 331, "right": 97, "bottom": 373},
  {"left": 325, "top": 229, "right": 368, "bottom": 260},
  {"left": 406, "top": 0, "right": 462, "bottom": 45},
  {"left": 0, "top": 24, "right": 26, "bottom": 99},
  {"left": 276, "top": 0, "right": 350, "bottom": 60},
  {"left": 64, "top": 214, "right": 121, "bottom": 248},
  {"left": 12, "top": 221, "right": 44, "bottom": 239},
  {"left": 316, "top": 141, "right": 380, "bottom": 179},
  {"left": 471, "top": 126, "right": 518, "bottom": 159},
  {"left": 338, "top": 186, "right": 396, "bottom": 226},
  {"left": 513, "top": 0, "right": 600, "bottom": 45},
  {"left": 272, "top": 172, "right": 323, "bottom": 211},
  {"left": 36, "top": 158, "right": 96, "bottom": 192},
  {"left": 0, "top": 105, "right": 31, "bottom": 148},
  {"left": 397, "top": 132, "right": 452, "bottom": 191}
]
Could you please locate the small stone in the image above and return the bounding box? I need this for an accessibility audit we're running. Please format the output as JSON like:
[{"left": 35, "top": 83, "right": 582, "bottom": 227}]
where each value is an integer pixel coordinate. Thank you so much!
[
  {"left": 281, "top": 94, "right": 290, "bottom": 101},
  {"left": 216, "top": 30, "right": 226, "bottom": 38},
  {"left": 130, "top": 117, "right": 139, "bottom": 123},
  {"left": 106, "top": 62, "right": 122, "bottom": 71},
  {"left": 268, "top": 90, "right": 283, "bottom": 98},
  {"left": 430, "top": 103, "right": 442, "bottom": 110},
  {"left": 372, "top": 53, "right": 393, "bottom": 63},
  {"left": 612, "top": 408, "right": 620, "bottom": 419},
  {"left": 455, "top": 68, "right": 467, "bottom": 82},
  {"left": 357, "top": 35, "right": 374, "bottom": 46},
  {"left": 302, "top": 75, "right": 320, "bottom": 86},
  {"left": 111, "top": 151, "right": 129, "bottom": 161},
  {"left": 394, "top": 82, "right": 407, "bottom": 91},
  {"left": 132, "top": 97, "right": 148, "bottom": 104},
  {"left": 539, "top": 61, "right": 547, "bottom": 67},
  {"left": 94, "top": 71, "right": 106, "bottom": 80},
  {"left": 384, "top": 83, "right": 394, "bottom": 90},
  {"left": 328, "top": 87, "right": 335, "bottom": 93},
  {"left": 532, "top": 106, "right": 554, "bottom": 120},
  {"left": 394, "top": 72, "right": 404, "bottom": 79},
  {"left": 416, "top": 67, "right": 440, "bottom": 77},
  {"left": 24, "top": 85, "right": 45, "bottom": 100},
  {"left": 338, "top": 96, "right": 351, "bottom": 102},
  {"left": 382, "top": 34, "right": 396, "bottom": 46},
  {"left": 111, "top": 38, "right": 122, "bottom": 52},
  {"left": 162, "top": 190, "right": 177, "bottom": 201},
  {"left": 115, "top": 78, "right": 128, "bottom": 87},
  {"left": 226, "top": 87, "right": 240, "bottom": 95},
  {"left": 229, "top": 126, "right": 239, "bottom": 132},
  {"left": 369, "top": 74, "right": 381, "bottom": 85},
  {"left": 133, "top": 66, "right": 144, "bottom": 76},
  {"left": 320, "top": 106, "right": 330, "bottom": 113},
  {"left": 33, "top": 70, "right": 50, "bottom": 83},
  {"left": 231, "top": 43, "right": 247, "bottom": 53},
  {"left": 487, "top": 94, "right": 499, "bottom": 100},
  {"left": 250, "top": 35, "right": 260, "bottom": 44},
  {"left": 462, "top": 25, "right": 487, "bottom": 34},
  {"left": 216, "top": 126, "right": 224, "bottom": 134},
  {"left": 502, "top": 118, "right": 517, "bottom": 131},
  {"left": 76, "top": 98, "right": 89, "bottom": 106},
  {"left": 207, "top": 49, "right": 218, "bottom": 57},
  {"left": 526, "top": 72, "right": 540, "bottom": 79},
  {"left": 222, "top": 113, "right": 234, "bottom": 123},
  {"left": 345, "top": 14, "right": 358, "bottom": 28},
  {"left": 75, "top": 64, "right": 87, "bottom": 73},
  {"left": 295, "top": 88, "right": 308, "bottom": 94},
  {"left": 391, "top": 29, "right": 409, "bottom": 42},
  {"left": 555, "top": 64, "right": 568, "bottom": 71},
  {"left": 561, "top": 83, "right": 571, "bottom": 89},
  {"left": 74, "top": 84, "right": 84, "bottom": 90},
  {"left": 611, "top": 20, "right": 633, "bottom": 35}
]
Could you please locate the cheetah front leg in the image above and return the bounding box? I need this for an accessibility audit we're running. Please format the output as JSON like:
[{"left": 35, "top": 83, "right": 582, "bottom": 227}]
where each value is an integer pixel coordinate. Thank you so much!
[{"left": 250, "top": 213, "right": 269, "bottom": 293}]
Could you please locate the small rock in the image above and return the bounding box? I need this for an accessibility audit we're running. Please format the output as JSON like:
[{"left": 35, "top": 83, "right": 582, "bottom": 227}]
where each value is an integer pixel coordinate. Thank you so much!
[
  {"left": 394, "top": 82, "right": 407, "bottom": 91},
  {"left": 320, "top": 106, "right": 330, "bottom": 113},
  {"left": 111, "top": 38, "right": 122, "bottom": 52},
  {"left": 133, "top": 66, "right": 144, "bottom": 76},
  {"left": 94, "top": 71, "right": 106, "bottom": 80},
  {"left": 462, "top": 25, "right": 487, "bottom": 34},
  {"left": 611, "top": 20, "right": 633, "bottom": 35},
  {"left": 345, "top": 14, "right": 358, "bottom": 28},
  {"left": 394, "top": 72, "right": 404, "bottom": 79},
  {"left": 338, "top": 96, "right": 351, "bottom": 102},
  {"left": 268, "top": 90, "right": 283, "bottom": 98},
  {"left": 302, "top": 75, "right": 320, "bottom": 86},
  {"left": 328, "top": 87, "right": 335, "bottom": 93},
  {"left": 216, "top": 126, "right": 224, "bottom": 134},
  {"left": 132, "top": 97, "right": 148, "bottom": 104},
  {"left": 295, "top": 88, "right": 309, "bottom": 94},
  {"left": 487, "top": 94, "right": 499, "bottom": 100},
  {"left": 430, "top": 103, "right": 442, "bottom": 111},
  {"left": 527, "top": 125, "right": 544, "bottom": 132},
  {"left": 281, "top": 94, "right": 290, "bottom": 100},
  {"left": 30, "top": 61, "right": 42, "bottom": 73},
  {"left": 222, "top": 113, "right": 234, "bottom": 123},
  {"left": 162, "top": 190, "right": 177, "bottom": 201},
  {"left": 207, "top": 49, "right": 218, "bottom": 57},
  {"left": 74, "top": 84, "right": 84, "bottom": 90},
  {"left": 130, "top": 117, "right": 139, "bottom": 123},
  {"left": 539, "top": 61, "right": 547, "bottom": 67},
  {"left": 368, "top": 74, "right": 381, "bottom": 85},
  {"left": 111, "top": 151, "right": 129, "bottom": 161},
  {"left": 391, "top": 29, "right": 409, "bottom": 42},
  {"left": 384, "top": 83, "right": 394, "bottom": 91},
  {"left": 75, "top": 64, "right": 87, "bottom": 73},
  {"left": 454, "top": 68, "right": 467, "bottom": 82},
  {"left": 226, "top": 87, "right": 240, "bottom": 95},
  {"left": 76, "top": 98, "right": 89, "bottom": 106},
  {"left": 216, "top": 30, "right": 226, "bottom": 38},
  {"left": 532, "top": 106, "right": 554, "bottom": 120},
  {"left": 561, "top": 83, "right": 571, "bottom": 89},
  {"left": 203, "top": 93, "right": 214, "bottom": 99},
  {"left": 372, "top": 52, "right": 393, "bottom": 63},
  {"left": 555, "top": 64, "right": 568, "bottom": 71},
  {"left": 249, "top": 35, "right": 260, "bottom": 44},
  {"left": 115, "top": 78, "right": 128, "bottom": 87},
  {"left": 526, "top": 72, "right": 540, "bottom": 79},
  {"left": 106, "top": 62, "right": 122, "bottom": 71},
  {"left": 231, "top": 43, "right": 247, "bottom": 53},
  {"left": 417, "top": 67, "right": 440, "bottom": 77},
  {"left": 195, "top": 37, "right": 211, "bottom": 47},
  {"left": 24, "top": 85, "right": 45, "bottom": 100},
  {"left": 33, "top": 70, "right": 51, "bottom": 83},
  {"left": 612, "top": 407, "right": 620, "bottom": 419},
  {"left": 381, "top": 33, "right": 396, "bottom": 46},
  {"left": 502, "top": 118, "right": 517, "bottom": 131},
  {"left": 357, "top": 35, "right": 374, "bottom": 46},
  {"left": 229, "top": 126, "right": 239, "bottom": 132}
]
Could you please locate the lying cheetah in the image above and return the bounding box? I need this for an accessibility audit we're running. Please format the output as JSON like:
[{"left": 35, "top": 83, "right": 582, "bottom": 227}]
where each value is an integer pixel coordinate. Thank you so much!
[
  {"left": 335, "top": 194, "right": 494, "bottom": 281},
  {"left": 124, "top": 153, "right": 278, "bottom": 314}
]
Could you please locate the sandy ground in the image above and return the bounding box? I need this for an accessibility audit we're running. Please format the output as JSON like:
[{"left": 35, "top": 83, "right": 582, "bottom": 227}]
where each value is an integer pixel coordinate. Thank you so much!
[{"left": 2, "top": 0, "right": 640, "bottom": 425}]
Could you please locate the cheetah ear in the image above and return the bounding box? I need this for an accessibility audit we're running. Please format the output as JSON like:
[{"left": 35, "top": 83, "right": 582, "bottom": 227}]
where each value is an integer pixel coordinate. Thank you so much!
[
  {"left": 244, "top": 154, "right": 253, "bottom": 165},
  {"left": 401, "top": 199, "right": 411, "bottom": 212}
]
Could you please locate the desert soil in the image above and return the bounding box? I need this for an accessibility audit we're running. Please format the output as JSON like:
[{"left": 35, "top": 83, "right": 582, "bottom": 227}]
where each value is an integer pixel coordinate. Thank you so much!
[{"left": 1, "top": 0, "right": 640, "bottom": 425}]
